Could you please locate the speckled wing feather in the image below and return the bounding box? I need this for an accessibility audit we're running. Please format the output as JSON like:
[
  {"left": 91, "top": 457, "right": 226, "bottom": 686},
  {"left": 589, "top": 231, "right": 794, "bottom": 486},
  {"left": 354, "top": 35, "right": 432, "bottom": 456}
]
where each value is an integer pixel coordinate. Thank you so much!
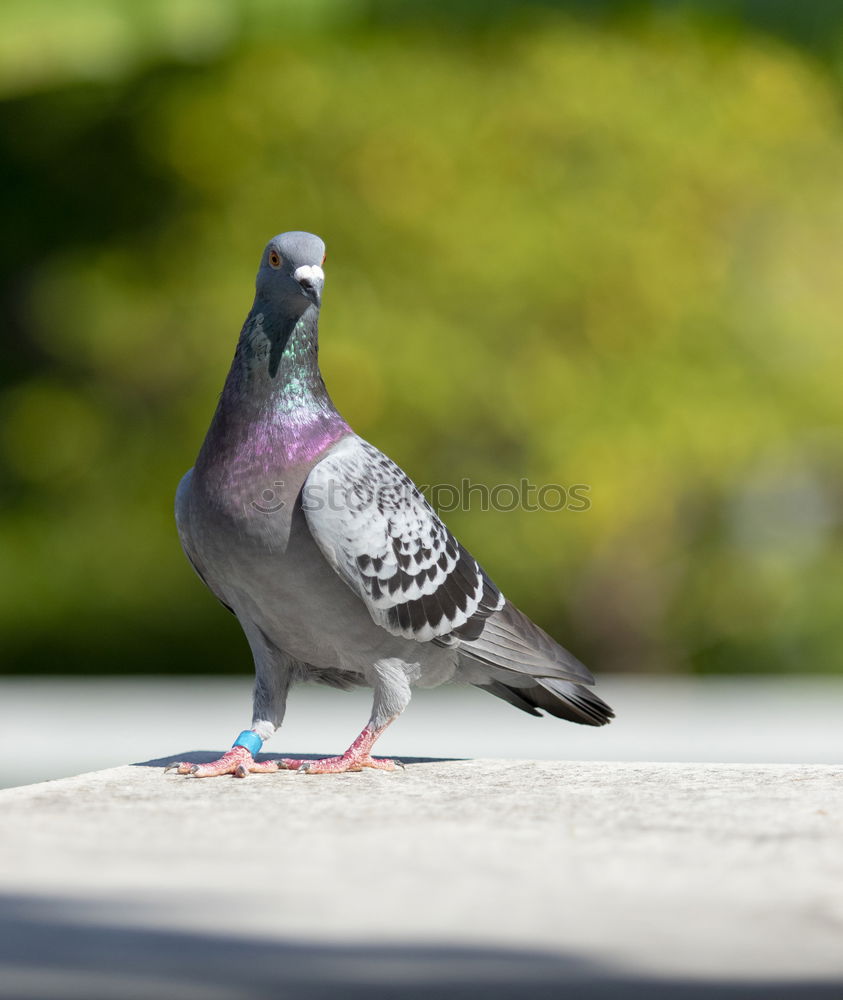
[{"left": 303, "top": 436, "right": 503, "bottom": 643}]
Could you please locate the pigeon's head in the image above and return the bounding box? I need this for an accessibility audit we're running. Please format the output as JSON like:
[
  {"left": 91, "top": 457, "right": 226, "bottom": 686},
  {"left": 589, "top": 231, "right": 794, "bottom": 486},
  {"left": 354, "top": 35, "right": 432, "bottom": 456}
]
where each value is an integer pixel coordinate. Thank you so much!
[{"left": 255, "top": 231, "right": 326, "bottom": 314}]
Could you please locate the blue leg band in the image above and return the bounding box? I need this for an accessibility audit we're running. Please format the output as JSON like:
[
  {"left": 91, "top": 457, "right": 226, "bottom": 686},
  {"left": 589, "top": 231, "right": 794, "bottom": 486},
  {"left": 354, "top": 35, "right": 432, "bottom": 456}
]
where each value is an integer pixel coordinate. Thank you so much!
[{"left": 232, "top": 730, "right": 263, "bottom": 756}]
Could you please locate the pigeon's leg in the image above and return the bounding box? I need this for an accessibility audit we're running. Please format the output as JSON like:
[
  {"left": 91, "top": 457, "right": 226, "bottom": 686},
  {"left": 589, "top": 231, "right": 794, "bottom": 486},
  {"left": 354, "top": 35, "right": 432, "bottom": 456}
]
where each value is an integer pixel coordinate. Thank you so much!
[
  {"left": 279, "top": 658, "right": 410, "bottom": 775},
  {"left": 167, "top": 645, "right": 293, "bottom": 778},
  {"left": 279, "top": 720, "right": 401, "bottom": 774}
]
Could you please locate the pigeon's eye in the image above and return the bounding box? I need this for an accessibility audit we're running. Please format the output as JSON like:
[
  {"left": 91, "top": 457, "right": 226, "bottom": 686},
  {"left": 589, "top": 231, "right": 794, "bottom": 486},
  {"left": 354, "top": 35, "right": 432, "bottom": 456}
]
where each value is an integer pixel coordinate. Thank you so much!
[
  {"left": 321, "top": 252, "right": 327, "bottom": 267},
  {"left": 268, "top": 251, "right": 282, "bottom": 269}
]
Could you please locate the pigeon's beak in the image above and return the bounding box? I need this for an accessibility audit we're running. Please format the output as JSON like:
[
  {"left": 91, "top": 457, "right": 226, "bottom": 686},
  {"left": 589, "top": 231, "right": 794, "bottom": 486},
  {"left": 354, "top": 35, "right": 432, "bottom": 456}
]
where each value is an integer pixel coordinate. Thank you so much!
[{"left": 293, "top": 265, "right": 324, "bottom": 308}]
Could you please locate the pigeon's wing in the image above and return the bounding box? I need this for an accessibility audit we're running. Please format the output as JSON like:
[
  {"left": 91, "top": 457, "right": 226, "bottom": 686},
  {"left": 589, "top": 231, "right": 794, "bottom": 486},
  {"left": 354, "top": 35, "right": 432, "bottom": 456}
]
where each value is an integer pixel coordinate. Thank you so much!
[
  {"left": 302, "top": 436, "right": 598, "bottom": 692},
  {"left": 302, "top": 436, "right": 503, "bottom": 644}
]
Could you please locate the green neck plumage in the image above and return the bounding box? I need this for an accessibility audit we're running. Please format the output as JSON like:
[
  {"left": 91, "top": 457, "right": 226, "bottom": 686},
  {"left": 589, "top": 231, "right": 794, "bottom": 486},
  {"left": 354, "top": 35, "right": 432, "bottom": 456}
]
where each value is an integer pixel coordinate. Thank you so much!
[
  {"left": 234, "top": 306, "right": 325, "bottom": 407},
  {"left": 211, "top": 302, "right": 349, "bottom": 464}
]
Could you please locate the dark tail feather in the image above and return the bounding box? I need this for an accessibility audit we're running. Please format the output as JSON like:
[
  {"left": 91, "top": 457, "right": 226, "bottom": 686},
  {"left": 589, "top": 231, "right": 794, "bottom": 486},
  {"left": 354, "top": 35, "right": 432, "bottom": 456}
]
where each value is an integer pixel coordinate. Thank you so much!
[
  {"left": 478, "top": 680, "right": 543, "bottom": 717},
  {"left": 477, "top": 677, "right": 614, "bottom": 727}
]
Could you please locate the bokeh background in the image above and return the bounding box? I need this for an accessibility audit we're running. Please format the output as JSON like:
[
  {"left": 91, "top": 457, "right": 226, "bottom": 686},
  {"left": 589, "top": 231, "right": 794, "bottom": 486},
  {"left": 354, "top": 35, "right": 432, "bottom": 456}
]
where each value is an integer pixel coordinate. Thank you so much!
[{"left": 2, "top": 0, "right": 842, "bottom": 680}]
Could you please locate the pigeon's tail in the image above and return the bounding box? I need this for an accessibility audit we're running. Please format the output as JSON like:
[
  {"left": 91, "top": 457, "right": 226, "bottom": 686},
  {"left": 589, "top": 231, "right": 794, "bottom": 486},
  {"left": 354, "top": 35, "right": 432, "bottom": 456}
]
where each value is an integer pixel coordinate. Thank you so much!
[
  {"left": 476, "top": 677, "right": 614, "bottom": 727},
  {"left": 457, "top": 601, "right": 596, "bottom": 686},
  {"left": 459, "top": 600, "right": 614, "bottom": 726}
]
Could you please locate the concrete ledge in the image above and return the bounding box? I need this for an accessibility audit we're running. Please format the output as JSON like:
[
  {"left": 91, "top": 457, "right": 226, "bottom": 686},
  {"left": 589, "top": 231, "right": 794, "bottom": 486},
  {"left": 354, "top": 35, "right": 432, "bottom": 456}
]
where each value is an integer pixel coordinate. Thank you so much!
[
  {"left": 0, "top": 757, "right": 841, "bottom": 998},
  {"left": 5, "top": 677, "right": 843, "bottom": 791}
]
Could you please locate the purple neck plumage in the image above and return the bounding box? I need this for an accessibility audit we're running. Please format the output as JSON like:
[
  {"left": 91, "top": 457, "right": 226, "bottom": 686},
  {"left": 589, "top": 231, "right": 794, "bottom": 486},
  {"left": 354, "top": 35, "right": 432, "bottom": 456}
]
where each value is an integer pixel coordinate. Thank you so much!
[{"left": 198, "top": 300, "right": 350, "bottom": 476}]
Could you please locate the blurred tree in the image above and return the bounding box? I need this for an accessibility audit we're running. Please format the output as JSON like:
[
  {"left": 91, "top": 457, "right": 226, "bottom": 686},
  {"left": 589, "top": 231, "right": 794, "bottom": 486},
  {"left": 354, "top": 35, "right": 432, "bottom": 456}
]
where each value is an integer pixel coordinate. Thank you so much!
[{"left": 1, "top": 1, "right": 841, "bottom": 675}]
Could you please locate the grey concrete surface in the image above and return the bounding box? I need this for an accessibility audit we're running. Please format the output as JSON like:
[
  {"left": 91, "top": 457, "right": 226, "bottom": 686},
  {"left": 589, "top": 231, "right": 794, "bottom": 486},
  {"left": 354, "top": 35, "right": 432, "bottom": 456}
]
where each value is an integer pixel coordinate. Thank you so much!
[
  {"left": 2, "top": 675, "right": 842, "bottom": 789},
  {"left": 0, "top": 755, "right": 840, "bottom": 999}
]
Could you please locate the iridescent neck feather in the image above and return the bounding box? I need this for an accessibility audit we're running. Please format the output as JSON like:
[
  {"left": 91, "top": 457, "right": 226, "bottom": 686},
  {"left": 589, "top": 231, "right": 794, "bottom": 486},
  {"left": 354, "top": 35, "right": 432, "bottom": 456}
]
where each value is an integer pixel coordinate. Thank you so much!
[{"left": 199, "top": 302, "right": 350, "bottom": 472}]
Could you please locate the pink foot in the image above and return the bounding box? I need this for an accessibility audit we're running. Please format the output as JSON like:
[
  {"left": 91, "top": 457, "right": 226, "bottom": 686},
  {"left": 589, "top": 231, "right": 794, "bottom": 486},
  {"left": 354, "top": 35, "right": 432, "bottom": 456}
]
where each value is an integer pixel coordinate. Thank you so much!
[
  {"left": 165, "top": 747, "right": 281, "bottom": 778},
  {"left": 279, "top": 725, "right": 403, "bottom": 775},
  {"left": 280, "top": 753, "right": 403, "bottom": 774}
]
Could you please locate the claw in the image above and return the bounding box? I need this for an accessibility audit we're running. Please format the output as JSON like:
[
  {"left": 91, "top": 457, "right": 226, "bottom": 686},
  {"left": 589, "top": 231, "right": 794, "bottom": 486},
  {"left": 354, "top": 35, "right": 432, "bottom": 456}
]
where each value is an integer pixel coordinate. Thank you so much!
[{"left": 165, "top": 761, "right": 200, "bottom": 775}]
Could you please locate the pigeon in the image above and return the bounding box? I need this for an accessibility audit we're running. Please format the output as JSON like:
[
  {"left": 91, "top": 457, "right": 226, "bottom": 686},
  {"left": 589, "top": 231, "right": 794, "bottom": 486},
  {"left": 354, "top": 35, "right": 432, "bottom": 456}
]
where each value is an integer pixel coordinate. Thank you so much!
[{"left": 170, "top": 230, "right": 613, "bottom": 777}]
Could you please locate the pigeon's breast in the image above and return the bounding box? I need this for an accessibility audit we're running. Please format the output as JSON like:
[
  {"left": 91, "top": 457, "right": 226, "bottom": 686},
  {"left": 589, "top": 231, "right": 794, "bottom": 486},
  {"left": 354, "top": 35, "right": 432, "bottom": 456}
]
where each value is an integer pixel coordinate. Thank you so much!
[
  {"left": 188, "top": 453, "right": 305, "bottom": 569},
  {"left": 180, "top": 441, "right": 461, "bottom": 678},
  {"left": 182, "top": 466, "right": 417, "bottom": 671}
]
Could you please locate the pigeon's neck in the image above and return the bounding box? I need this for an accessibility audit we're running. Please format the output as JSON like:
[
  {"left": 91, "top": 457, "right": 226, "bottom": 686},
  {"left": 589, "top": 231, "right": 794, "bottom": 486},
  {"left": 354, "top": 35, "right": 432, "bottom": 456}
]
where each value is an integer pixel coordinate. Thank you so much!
[{"left": 203, "top": 303, "right": 350, "bottom": 469}]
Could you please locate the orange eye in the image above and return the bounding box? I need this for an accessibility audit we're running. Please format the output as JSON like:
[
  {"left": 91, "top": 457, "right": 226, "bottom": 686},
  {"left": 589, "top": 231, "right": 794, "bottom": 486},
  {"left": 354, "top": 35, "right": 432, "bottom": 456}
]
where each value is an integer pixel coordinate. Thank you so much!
[
  {"left": 269, "top": 251, "right": 282, "bottom": 269},
  {"left": 321, "top": 252, "right": 327, "bottom": 267}
]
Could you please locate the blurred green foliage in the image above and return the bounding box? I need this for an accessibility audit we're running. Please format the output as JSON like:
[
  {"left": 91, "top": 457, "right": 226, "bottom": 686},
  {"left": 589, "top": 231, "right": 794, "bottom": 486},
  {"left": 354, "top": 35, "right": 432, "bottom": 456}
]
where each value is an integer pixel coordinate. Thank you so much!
[{"left": 2, "top": 1, "right": 842, "bottom": 676}]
